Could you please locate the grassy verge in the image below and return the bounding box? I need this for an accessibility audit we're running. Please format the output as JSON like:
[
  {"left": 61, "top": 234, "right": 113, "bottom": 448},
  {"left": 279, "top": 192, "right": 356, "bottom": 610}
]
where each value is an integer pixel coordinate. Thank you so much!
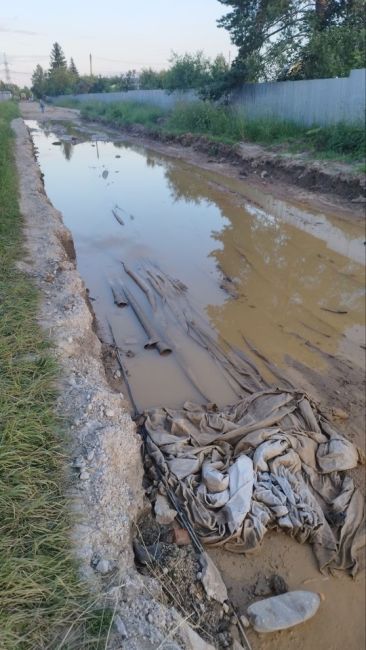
[
  {"left": 81, "top": 100, "right": 165, "bottom": 128},
  {"left": 0, "top": 103, "right": 111, "bottom": 648},
  {"left": 78, "top": 99, "right": 365, "bottom": 162}
]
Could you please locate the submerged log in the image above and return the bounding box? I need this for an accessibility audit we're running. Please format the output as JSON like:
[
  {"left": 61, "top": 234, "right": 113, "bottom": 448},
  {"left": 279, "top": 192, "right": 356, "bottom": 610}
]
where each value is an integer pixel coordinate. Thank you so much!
[{"left": 123, "top": 285, "right": 172, "bottom": 355}]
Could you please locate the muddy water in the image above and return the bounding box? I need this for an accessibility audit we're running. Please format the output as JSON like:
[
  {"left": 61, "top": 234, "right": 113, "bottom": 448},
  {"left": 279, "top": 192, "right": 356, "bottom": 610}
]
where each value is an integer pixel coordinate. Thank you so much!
[{"left": 28, "top": 121, "right": 365, "bottom": 412}]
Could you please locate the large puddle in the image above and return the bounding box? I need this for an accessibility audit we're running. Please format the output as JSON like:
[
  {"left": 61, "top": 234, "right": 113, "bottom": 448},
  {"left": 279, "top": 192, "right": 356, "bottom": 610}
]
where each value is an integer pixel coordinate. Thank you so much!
[{"left": 28, "top": 120, "right": 365, "bottom": 412}]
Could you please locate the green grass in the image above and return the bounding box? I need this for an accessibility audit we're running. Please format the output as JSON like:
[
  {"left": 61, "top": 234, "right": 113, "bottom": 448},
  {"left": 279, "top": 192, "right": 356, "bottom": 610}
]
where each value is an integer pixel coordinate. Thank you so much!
[
  {"left": 81, "top": 100, "right": 165, "bottom": 128},
  {"left": 165, "top": 101, "right": 246, "bottom": 143},
  {"left": 78, "top": 98, "right": 365, "bottom": 162},
  {"left": 0, "top": 102, "right": 110, "bottom": 648}
]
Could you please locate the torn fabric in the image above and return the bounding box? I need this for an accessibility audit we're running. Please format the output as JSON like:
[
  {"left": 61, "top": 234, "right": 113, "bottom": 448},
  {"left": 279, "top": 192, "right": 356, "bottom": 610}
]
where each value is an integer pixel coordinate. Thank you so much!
[{"left": 144, "top": 389, "right": 364, "bottom": 576}]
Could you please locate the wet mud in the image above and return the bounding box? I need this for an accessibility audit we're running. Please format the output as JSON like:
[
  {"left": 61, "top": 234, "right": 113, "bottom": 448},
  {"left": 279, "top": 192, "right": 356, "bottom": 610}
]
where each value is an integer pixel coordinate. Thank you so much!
[{"left": 27, "top": 118, "right": 365, "bottom": 650}]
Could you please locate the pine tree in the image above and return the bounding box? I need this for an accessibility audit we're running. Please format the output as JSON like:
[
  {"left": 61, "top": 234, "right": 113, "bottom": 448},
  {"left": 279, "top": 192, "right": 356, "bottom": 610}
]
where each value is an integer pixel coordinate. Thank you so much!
[
  {"left": 49, "top": 42, "right": 67, "bottom": 70},
  {"left": 69, "top": 58, "right": 79, "bottom": 77}
]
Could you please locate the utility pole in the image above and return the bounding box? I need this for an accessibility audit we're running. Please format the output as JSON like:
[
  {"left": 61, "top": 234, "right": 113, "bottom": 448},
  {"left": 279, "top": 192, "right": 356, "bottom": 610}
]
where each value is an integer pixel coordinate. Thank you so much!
[
  {"left": 3, "top": 53, "right": 11, "bottom": 85},
  {"left": 89, "top": 53, "right": 93, "bottom": 76}
]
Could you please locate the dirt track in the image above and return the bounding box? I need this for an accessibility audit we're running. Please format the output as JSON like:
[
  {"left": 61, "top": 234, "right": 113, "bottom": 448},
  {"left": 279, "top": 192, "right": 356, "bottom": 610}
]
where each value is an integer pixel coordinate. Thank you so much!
[{"left": 18, "top": 103, "right": 366, "bottom": 650}]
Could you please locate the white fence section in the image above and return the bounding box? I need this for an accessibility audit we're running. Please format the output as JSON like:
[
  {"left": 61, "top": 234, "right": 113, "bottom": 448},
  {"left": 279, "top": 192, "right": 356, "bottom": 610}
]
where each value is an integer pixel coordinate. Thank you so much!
[
  {"left": 53, "top": 68, "right": 365, "bottom": 126},
  {"left": 0, "top": 91, "right": 12, "bottom": 101}
]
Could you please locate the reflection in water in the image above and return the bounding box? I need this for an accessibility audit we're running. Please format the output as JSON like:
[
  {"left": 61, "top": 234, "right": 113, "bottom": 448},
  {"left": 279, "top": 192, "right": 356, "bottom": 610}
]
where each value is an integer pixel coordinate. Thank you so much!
[
  {"left": 28, "top": 121, "right": 365, "bottom": 409},
  {"left": 62, "top": 141, "right": 73, "bottom": 161}
]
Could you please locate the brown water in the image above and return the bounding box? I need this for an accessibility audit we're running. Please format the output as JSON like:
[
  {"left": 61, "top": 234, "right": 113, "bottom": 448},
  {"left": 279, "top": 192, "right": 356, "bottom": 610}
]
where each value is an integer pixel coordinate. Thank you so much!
[{"left": 28, "top": 120, "right": 365, "bottom": 412}]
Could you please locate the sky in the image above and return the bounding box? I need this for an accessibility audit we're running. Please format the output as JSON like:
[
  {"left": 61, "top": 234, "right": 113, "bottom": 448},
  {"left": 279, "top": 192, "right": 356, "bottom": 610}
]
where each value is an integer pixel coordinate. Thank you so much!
[{"left": 0, "top": 1, "right": 235, "bottom": 87}]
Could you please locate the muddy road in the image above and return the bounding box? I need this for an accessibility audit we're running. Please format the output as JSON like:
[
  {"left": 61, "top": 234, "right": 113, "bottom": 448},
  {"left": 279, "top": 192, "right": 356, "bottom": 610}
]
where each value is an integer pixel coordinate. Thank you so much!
[{"left": 22, "top": 103, "right": 365, "bottom": 650}]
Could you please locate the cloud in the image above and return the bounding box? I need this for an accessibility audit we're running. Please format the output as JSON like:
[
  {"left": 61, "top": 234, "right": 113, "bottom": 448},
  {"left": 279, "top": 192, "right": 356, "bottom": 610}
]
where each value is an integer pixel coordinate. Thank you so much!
[{"left": 0, "top": 25, "right": 39, "bottom": 36}]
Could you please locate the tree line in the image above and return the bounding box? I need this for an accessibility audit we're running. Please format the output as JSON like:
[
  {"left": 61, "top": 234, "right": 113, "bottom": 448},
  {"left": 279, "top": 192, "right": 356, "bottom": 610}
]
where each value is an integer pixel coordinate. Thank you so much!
[
  {"left": 31, "top": 44, "right": 230, "bottom": 98},
  {"left": 31, "top": 2, "right": 364, "bottom": 99}
]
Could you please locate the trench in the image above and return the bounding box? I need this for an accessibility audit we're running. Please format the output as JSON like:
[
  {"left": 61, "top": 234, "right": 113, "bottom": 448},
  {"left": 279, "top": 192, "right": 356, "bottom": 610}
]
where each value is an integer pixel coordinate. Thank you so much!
[{"left": 27, "top": 119, "right": 365, "bottom": 650}]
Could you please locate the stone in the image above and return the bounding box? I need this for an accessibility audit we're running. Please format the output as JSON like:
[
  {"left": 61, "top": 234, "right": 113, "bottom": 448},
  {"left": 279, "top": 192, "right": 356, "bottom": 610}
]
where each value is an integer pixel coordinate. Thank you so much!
[
  {"left": 247, "top": 590, "right": 321, "bottom": 633},
  {"left": 114, "top": 614, "right": 128, "bottom": 638},
  {"left": 73, "top": 456, "right": 85, "bottom": 468},
  {"left": 232, "top": 641, "right": 246, "bottom": 650},
  {"left": 179, "top": 622, "right": 216, "bottom": 650},
  {"left": 95, "top": 559, "right": 111, "bottom": 574},
  {"left": 79, "top": 470, "right": 90, "bottom": 480},
  {"left": 199, "top": 552, "right": 228, "bottom": 604},
  {"left": 154, "top": 494, "right": 177, "bottom": 525}
]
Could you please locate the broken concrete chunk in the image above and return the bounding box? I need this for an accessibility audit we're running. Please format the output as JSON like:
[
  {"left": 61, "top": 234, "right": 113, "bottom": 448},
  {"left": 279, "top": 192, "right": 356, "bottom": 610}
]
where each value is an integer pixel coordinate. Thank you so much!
[
  {"left": 247, "top": 590, "right": 321, "bottom": 633},
  {"left": 179, "top": 621, "right": 216, "bottom": 650},
  {"left": 154, "top": 494, "right": 177, "bottom": 525},
  {"left": 199, "top": 552, "right": 228, "bottom": 604}
]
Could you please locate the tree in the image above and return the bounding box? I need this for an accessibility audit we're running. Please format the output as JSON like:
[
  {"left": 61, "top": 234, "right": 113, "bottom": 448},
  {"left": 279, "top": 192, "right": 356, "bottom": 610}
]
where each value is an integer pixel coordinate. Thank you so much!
[
  {"left": 164, "top": 52, "right": 212, "bottom": 91},
  {"left": 49, "top": 42, "right": 67, "bottom": 70},
  {"left": 199, "top": 54, "right": 231, "bottom": 100},
  {"left": 139, "top": 68, "right": 167, "bottom": 89},
  {"left": 46, "top": 67, "right": 74, "bottom": 95},
  {"left": 69, "top": 58, "right": 79, "bottom": 77},
  {"left": 31, "top": 64, "right": 47, "bottom": 98},
  {"left": 217, "top": 0, "right": 364, "bottom": 82}
]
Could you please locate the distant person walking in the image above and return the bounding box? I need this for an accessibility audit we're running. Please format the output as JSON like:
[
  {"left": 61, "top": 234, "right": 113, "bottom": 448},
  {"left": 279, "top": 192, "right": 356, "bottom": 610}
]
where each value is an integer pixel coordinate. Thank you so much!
[{"left": 39, "top": 99, "right": 45, "bottom": 113}]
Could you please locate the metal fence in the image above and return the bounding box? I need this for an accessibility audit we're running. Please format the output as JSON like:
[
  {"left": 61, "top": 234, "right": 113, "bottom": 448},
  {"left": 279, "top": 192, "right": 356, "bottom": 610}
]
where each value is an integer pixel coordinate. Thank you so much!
[
  {"left": 231, "top": 68, "right": 365, "bottom": 126},
  {"left": 53, "top": 68, "right": 365, "bottom": 126}
]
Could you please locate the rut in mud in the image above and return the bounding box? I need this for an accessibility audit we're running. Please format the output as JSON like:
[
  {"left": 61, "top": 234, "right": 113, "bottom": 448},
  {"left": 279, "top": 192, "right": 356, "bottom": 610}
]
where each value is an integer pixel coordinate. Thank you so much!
[{"left": 27, "top": 118, "right": 365, "bottom": 650}]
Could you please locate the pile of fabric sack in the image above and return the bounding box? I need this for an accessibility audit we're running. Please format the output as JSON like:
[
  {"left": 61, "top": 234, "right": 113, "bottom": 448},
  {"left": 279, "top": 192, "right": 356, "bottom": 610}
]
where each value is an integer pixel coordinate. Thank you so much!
[{"left": 144, "top": 389, "right": 364, "bottom": 576}]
